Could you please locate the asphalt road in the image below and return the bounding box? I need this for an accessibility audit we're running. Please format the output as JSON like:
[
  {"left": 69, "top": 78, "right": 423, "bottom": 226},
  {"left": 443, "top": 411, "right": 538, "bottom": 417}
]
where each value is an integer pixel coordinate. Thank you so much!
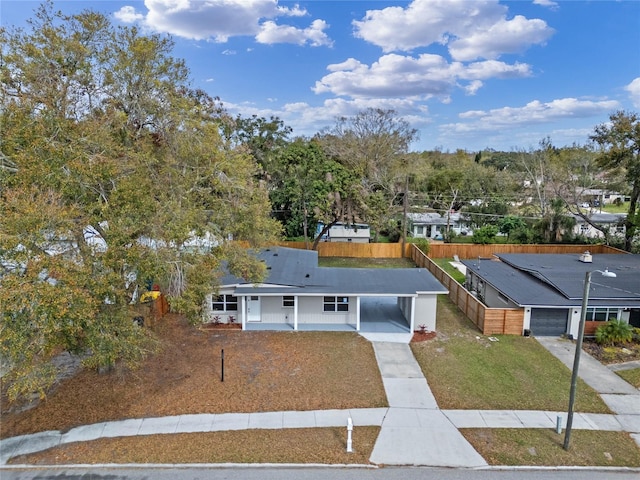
[{"left": 2, "top": 466, "right": 640, "bottom": 480}]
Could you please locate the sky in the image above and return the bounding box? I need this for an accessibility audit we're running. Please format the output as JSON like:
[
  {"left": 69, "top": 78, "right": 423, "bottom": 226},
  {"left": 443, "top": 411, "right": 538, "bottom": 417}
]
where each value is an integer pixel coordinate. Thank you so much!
[{"left": 2, "top": 0, "right": 639, "bottom": 152}]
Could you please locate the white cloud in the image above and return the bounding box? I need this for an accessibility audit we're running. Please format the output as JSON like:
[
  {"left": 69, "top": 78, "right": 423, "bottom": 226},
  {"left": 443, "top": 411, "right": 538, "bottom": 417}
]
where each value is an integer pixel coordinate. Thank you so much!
[
  {"left": 114, "top": 6, "right": 144, "bottom": 23},
  {"left": 256, "top": 19, "right": 332, "bottom": 46},
  {"left": 352, "top": 0, "right": 553, "bottom": 61},
  {"left": 223, "top": 97, "right": 427, "bottom": 140},
  {"left": 449, "top": 16, "right": 552, "bottom": 61},
  {"left": 625, "top": 77, "right": 640, "bottom": 108},
  {"left": 449, "top": 97, "right": 620, "bottom": 133},
  {"left": 125, "top": 0, "right": 331, "bottom": 46},
  {"left": 313, "top": 54, "right": 531, "bottom": 99},
  {"left": 533, "top": 0, "right": 560, "bottom": 10}
]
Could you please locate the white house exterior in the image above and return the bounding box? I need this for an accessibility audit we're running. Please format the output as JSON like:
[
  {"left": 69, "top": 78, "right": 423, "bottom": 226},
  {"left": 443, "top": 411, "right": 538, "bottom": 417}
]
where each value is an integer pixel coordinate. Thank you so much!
[
  {"left": 572, "top": 212, "right": 626, "bottom": 239},
  {"left": 204, "top": 247, "right": 448, "bottom": 334},
  {"left": 408, "top": 212, "right": 471, "bottom": 240},
  {"left": 316, "top": 222, "right": 371, "bottom": 243}
]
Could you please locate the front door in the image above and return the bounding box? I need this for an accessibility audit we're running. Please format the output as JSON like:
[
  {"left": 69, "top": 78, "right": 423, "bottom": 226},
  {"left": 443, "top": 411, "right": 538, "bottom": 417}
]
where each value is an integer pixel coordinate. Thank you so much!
[{"left": 247, "top": 296, "right": 261, "bottom": 322}]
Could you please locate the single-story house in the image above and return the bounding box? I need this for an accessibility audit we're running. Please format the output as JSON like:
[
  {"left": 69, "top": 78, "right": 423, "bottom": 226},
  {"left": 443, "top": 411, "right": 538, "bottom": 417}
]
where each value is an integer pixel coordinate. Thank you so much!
[
  {"left": 408, "top": 212, "right": 471, "bottom": 240},
  {"left": 462, "top": 252, "right": 640, "bottom": 337},
  {"left": 204, "top": 246, "right": 448, "bottom": 333},
  {"left": 572, "top": 212, "right": 626, "bottom": 239},
  {"left": 316, "top": 222, "right": 371, "bottom": 243}
]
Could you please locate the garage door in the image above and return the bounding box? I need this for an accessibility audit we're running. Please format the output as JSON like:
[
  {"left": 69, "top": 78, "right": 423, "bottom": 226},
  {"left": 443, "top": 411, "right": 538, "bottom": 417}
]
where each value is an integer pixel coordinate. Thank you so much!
[{"left": 530, "top": 308, "right": 568, "bottom": 336}]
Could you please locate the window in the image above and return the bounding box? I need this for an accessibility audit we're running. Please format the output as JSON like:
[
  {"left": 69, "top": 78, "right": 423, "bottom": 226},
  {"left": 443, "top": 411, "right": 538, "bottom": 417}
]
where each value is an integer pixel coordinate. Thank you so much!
[
  {"left": 323, "top": 296, "right": 349, "bottom": 312},
  {"left": 283, "top": 295, "right": 295, "bottom": 307},
  {"left": 416, "top": 226, "right": 424, "bottom": 235},
  {"left": 212, "top": 294, "right": 238, "bottom": 311},
  {"left": 585, "top": 307, "right": 619, "bottom": 321}
]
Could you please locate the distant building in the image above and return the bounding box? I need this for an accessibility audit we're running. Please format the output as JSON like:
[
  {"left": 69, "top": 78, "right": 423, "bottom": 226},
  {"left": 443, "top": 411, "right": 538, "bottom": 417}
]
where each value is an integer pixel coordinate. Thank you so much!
[
  {"left": 316, "top": 222, "right": 371, "bottom": 243},
  {"left": 408, "top": 212, "right": 471, "bottom": 240}
]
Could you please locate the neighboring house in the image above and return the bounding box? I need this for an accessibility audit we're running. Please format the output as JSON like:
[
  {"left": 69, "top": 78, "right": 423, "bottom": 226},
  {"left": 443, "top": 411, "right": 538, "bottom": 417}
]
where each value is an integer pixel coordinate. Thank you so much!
[
  {"left": 462, "top": 252, "right": 640, "bottom": 337},
  {"left": 572, "top": 212, "right": 626, "bottom": 239},
  {"left": 408, "top": 212, "right": 471, "bottom": 240},
  {"left": 316, "top": 222, "right": 371, "bottom": 243},
  {"left": 204, "top": 246, "right": 448, "bottom": 333},
  {"left": 581, "top": 188, "right": 629, "bottom": 208}
]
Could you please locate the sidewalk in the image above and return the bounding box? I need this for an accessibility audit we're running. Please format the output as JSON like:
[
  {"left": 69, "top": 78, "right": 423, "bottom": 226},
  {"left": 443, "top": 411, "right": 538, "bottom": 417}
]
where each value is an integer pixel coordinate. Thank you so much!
[
  {"left": 536, "top": 336, "right": 640, "bottom": 447},
  {"left": 2, "top": 336, "right": 640, "bottom": 466}
]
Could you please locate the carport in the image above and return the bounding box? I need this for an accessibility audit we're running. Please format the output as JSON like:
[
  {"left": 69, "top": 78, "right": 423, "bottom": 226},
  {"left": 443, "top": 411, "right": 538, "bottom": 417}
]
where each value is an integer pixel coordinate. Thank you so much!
[{"left": 359, "top": 297, "right": 411, "bottom": 334}]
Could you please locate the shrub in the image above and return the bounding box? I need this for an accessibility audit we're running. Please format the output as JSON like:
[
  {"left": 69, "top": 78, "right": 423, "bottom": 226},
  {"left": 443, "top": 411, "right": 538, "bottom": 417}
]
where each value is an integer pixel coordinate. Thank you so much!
[
  {"left": 471, "top": 225, "right": 498, "bottom": 244},
  {"left": 595, "top": 319, "right": 634, "bottom": 346},
  {"left": 412, "top": 238, "right": 430, "bottom": 256}
]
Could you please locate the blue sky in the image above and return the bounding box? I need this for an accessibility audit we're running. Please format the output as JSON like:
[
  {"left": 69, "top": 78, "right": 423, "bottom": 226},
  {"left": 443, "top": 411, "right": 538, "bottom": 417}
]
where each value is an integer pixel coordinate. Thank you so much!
[{"left": 2, "top": 0, "right": 639, "bottom": 152}]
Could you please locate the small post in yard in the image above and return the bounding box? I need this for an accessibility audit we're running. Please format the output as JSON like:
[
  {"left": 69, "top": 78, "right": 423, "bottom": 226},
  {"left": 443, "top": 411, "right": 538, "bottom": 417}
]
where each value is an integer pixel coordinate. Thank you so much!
[
  {"left": 346, "top": 416, "right": 353, "bottom": 453},
  {"left": 556, "top": 415, "right": 562, "bottom": 434},
  {"left": 221, "top": 349, "right": 224, "bottom": 382}
]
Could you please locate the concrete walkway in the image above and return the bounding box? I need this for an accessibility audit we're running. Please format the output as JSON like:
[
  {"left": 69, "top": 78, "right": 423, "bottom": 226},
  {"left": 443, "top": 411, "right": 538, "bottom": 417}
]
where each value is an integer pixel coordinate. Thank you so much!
[
  {"left": 369, "top": 341, "right": 487, "bottom": 467},
  {"left": 536, "top": 336, "right": 640, "bottom": 447},
  {"left": 2, "top": 336, "right": 640, "bottom": 466}
]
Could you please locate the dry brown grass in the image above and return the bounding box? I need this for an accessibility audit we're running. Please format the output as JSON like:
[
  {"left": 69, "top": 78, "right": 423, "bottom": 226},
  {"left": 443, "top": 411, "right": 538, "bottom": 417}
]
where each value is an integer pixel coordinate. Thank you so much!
[
  {"left": 9, "top": 427, "right": 380, "bottom": 465},
  {"left": 1, "top": 314, "right": 387, "bottom": 439}
]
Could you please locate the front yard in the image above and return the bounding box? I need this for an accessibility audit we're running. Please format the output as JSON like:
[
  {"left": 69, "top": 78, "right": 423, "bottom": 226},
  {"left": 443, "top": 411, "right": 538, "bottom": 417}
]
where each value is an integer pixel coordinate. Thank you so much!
[
  {"left": 1, "top": 314, "right": 387, "bottom": 439},
  {"left": 411, "top": 296, "right": 610, "bottom": 413}
]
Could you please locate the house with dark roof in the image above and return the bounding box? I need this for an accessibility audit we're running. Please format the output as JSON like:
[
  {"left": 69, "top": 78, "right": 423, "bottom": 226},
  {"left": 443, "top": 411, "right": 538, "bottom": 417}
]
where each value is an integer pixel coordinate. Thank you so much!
[
  {"left": 204, "top": 246, "right": 448, "bottom": 334},
  {"left": 572, "top": 212, "right": 626, "bottom": 239},
  {"left": 462, "top": 253, "right": 640, "bottom": 337}
]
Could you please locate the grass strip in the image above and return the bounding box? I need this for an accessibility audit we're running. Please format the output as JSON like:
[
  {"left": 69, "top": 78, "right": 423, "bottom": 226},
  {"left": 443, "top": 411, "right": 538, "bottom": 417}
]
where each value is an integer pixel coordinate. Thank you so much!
[
  {"left": 9, "top": 427, "right": 380, "bottom": 465},
  {"left": 318, "top": 257, "right": 416, "bottom": 268},
  {"left": 461, "top": 428, "right": 640, "bottom": 466},
  {"left": 616, "top": 368, "right": 640, "bottom": 388},
  {"left": 411, "top": 298, "right": 610, "bottom": 412}
]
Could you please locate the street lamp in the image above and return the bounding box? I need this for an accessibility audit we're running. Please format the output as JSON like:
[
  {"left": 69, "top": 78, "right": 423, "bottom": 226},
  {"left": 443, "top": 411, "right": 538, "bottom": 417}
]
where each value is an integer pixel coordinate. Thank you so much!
[{"left": 563, "top": 268, "right": 617, "bottom": 450}]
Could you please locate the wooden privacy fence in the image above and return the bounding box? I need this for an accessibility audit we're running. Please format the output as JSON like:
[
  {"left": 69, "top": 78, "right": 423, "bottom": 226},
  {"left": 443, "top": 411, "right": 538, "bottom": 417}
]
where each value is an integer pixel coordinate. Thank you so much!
[
  {"left": 282, "top": 241, "right": 410, "bottom": 258},
  {"left": 427, "top": 243, "right": 623, "bottom": 259},
  {"left": 410, "top": 244, "right": 525, "bottom": 335},
  {"left": 283, "top": 241, "right": 622, "bottom": 259}
]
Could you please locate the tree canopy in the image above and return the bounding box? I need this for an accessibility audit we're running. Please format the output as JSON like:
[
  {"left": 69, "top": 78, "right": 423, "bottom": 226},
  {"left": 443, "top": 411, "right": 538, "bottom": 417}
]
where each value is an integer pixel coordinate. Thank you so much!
[{"left": 0, "top": 2, "right": 280, "bottom": 401}]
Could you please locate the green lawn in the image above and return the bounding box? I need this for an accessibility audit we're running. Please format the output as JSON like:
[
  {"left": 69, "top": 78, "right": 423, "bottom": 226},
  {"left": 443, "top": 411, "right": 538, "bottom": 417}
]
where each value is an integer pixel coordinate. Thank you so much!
[
  {"left": 411, "top": 296, "right": 610, "bottom": 412},
  {"left": 318, "top": 257, "right": 416, "bottom": 268},
  {"left": 462, "top": 429, "right": 640, "bottom": 466},
  {"left": 601, "top": 202, "right": 630, "bottom": 214},
  {"left": 431, "top": 257, "right": 466, "bottom": 284},
  {"left": 616, "top": 368, "right": 640, "bottom": 388}
]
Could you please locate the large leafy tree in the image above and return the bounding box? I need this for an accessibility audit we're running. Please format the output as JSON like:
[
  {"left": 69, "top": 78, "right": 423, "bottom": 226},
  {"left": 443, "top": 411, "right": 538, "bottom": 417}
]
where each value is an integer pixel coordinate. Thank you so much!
[
  {"left": 268, "top": 139, "right": 365, "bottom": 249},
  {"left": 590, "top": 111, "right": 640, "bottom": 251},
  {"left": 0, "top": 3, "right": 279, "bottom": 401},
  {"left": 316, "top": 108, "right": 419, "bottom": 241}
]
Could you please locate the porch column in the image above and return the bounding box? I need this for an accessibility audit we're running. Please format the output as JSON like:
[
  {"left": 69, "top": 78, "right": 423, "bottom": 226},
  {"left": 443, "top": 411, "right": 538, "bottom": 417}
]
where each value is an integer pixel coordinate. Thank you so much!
[
  {"left": 356, "top": 297, "right": 361, "bottom": 331},
  {"left": 241, "top": 296, "right": 246, "bottom": 330},
  {"left": 410, "top": 296, "right": 416, "bottom": 332},
  {"left": 294, "top": 296, "right": 299, "bottom": 331}
]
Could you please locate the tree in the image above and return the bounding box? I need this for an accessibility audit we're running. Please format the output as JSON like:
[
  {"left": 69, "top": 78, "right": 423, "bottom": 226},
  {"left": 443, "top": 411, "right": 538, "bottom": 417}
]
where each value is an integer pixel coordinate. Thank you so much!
[
  {"left": 0, "top": 3, "right": 279, "bottom": 401},
  {"left": 268, "top": 139, "right": 358, "bottom": 248},
  {"left": 533, "top": 198, "right": 577, "bottom": 243},
  {"left": 317, "top": 108, "right": 418, "bottom": 241},
  {"left": 590, "top": 111, "right": 640, "bottom": 251}
]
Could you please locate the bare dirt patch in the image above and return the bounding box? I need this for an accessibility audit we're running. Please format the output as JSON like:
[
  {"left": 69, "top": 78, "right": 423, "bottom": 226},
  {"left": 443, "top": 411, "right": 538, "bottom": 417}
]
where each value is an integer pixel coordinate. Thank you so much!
[{"left": 1, "top": 314, "right": 386, "bottom": 439}]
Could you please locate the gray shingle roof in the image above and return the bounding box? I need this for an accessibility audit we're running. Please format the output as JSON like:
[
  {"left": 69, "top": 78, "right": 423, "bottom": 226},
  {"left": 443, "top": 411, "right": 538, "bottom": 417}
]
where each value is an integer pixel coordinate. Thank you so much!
[
  {"left": 463, "top": 253, "right": 640, "bottom": 307},
  {"left": 222, "top": 246, "right": 448, "bottom": 296}
]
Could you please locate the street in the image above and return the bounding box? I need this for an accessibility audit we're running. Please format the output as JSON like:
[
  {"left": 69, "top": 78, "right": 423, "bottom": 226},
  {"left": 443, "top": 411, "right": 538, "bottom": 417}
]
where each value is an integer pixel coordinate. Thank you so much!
[{"left": 2, "top": 466, "right": 640, "bottom": 480}]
